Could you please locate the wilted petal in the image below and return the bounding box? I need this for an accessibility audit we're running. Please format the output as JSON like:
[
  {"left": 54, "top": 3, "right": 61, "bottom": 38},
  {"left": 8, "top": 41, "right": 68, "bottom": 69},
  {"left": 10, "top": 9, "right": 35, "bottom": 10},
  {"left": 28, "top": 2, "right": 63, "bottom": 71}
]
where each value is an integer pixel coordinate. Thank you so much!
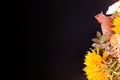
[{"left": 95, "top": 13, "right": 112, "bottom": 35}]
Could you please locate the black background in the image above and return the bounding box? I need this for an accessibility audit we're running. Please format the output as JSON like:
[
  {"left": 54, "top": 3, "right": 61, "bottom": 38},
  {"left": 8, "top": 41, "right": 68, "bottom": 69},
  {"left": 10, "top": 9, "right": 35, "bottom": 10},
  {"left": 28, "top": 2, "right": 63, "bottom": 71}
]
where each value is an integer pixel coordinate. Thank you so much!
[{"left": 8, "top": 0, "right": 118, "bottom": 80}]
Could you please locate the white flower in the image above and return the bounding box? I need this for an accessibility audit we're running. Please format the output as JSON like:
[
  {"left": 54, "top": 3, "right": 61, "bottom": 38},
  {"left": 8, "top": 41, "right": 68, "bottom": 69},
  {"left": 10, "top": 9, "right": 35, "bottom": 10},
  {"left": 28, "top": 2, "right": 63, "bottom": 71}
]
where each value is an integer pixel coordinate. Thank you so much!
[
  {"left": 106, "top": 1, "right": 120, "bottom": 15},
  {"left": 118, "top": 8, "right": 120, "bottom": 12}
]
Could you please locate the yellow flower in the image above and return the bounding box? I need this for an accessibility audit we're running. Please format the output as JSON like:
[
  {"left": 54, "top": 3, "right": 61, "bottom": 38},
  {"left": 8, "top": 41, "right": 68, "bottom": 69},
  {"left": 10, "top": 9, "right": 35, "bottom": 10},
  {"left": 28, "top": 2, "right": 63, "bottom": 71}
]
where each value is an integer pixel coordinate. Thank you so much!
[
  {"left": 83, "top": 48, "right": 109, "bottom": 80},
  {"left": 112, "top": 17, "right": 120, "bottom": 33}
]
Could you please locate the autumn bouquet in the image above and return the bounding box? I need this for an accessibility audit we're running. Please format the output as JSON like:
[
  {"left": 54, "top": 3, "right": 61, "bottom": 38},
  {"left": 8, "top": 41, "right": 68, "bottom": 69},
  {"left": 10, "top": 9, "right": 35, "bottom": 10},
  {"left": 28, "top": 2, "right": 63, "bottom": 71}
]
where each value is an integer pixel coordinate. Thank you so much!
[{"left": 83, "top": 1, "right": 120, "bottom": 80}]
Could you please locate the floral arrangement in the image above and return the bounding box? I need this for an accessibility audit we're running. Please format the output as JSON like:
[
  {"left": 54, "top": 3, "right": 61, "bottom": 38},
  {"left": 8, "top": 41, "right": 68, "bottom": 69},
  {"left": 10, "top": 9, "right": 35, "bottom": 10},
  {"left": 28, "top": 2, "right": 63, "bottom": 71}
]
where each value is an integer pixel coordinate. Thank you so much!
[{"left": 83, "top": 1, "right": 120, "bottom": 80}]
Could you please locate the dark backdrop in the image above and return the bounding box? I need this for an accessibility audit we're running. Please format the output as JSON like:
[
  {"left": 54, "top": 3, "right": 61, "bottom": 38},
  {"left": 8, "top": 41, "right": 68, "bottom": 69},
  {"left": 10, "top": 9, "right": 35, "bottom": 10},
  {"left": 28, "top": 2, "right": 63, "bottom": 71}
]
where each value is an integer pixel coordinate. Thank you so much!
[{"left": 8, "top": 0, "right": 118, "bottom": 80}]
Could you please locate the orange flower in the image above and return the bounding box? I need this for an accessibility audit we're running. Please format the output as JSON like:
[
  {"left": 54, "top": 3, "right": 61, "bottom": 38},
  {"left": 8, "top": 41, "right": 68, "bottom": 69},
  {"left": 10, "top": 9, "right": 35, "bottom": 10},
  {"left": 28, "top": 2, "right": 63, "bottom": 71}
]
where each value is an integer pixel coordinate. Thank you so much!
[{"left": 83, "top": 48, "right": 109, "bottom": 80}]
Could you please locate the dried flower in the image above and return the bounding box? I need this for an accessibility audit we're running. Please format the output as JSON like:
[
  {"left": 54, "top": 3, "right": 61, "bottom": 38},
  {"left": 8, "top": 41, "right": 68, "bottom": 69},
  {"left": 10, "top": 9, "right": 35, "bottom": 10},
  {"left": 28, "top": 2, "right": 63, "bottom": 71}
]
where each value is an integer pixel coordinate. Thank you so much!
[
  {"left": 95, "top": 13, "right": 112, "bottom": 35},
  {"left": 106, "top": 1, "right": 120, "bottom": 15},
  {"left": 83, "top": 1, "right": 120, "bottom": 80},
  {"left": 112, "top": 17, "right": 120, "bottom": 33},
  {"left": 83, "top": 48, "right": 109, "bottom": 80}
]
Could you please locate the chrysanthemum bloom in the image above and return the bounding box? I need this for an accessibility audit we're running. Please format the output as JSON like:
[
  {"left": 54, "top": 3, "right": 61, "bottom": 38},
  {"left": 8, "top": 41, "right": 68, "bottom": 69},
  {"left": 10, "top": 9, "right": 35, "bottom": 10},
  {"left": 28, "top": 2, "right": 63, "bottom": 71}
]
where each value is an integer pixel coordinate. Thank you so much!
[
  {"left": 112, "top": 17, "right": 120, "bottom": 34},
  {"left": 83, "top": 48, "right": 109, "bottom": 80}
]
